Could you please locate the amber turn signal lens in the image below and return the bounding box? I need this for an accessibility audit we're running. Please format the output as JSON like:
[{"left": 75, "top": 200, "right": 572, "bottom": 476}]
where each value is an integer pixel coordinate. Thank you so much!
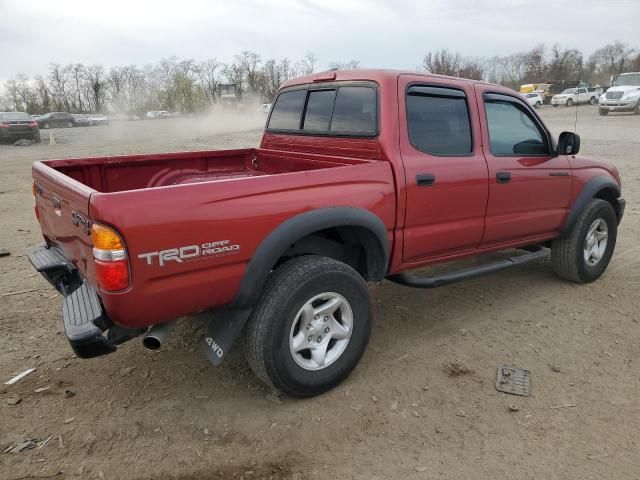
[{"left": 91, "top": 224, "right": 124, "bottom": 250}]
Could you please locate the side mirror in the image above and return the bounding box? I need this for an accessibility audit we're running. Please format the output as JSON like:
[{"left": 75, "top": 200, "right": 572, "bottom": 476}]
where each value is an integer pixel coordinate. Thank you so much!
[{"left": 557, "top": 131, "right": 580, "bottom": 156}]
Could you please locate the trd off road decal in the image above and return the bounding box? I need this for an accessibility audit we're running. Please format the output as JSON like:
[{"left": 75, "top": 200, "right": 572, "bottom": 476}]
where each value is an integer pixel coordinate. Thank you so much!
[{"left": 138, "top": 240, "right": 240, "bottom": 267}]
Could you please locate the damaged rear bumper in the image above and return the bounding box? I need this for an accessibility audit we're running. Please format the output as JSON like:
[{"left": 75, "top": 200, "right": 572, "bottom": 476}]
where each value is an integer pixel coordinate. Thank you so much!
[{"left": 28, "top": 243, "right": 143, "bottom": 358}]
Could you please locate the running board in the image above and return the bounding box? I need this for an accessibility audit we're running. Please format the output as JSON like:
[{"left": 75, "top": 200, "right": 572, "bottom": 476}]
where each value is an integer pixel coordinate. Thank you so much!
[{"left": 387, "top": 246, "right": 550, "bottom": 289}]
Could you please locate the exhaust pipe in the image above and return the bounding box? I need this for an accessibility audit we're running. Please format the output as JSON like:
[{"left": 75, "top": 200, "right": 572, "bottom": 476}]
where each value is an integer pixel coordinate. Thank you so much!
[{"left": 142, "top": 323, "right": 172, "bottom": 351}]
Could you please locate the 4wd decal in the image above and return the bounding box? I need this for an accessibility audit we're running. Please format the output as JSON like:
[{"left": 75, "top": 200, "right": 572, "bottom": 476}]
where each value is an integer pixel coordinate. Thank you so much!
[{"left": 138, "top": 240, "right": 240, "bottom": 267}]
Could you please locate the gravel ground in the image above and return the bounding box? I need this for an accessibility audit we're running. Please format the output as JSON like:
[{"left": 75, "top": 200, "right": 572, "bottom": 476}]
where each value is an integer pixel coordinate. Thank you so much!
[{"left": 0, "top": 106, "right": 638, "bottom": 480}]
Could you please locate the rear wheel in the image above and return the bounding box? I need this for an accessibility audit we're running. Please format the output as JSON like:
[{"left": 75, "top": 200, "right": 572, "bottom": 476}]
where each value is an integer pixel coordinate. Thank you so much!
[
  {"left": 34, "top": 134, "right": 41, "bottom": 143},
  {"left": 551, "top": 199, "right": 617, "bottom": 283},
  {"left": 589, "top": 96, "right": 596, "bottom": 105},
  {"left": 244, "top": 256, "right": 373, "bottom": 397},
  {"left": 634, "top": 100, "right": 640, "bottom": 115},
  {"left": 67, "top": 121, "right": 73, "bottom": 128},
  {"left": 566, "top": 98, "right": 574, "bottom": 107},
  {"left": 599, "top": 108, "right": 609, "bottom": 116},
  {"left": 42, "top": 122, "right": 50, "bottom": 129},
  {"left": 535, "top": 101, "right": 542, "bottom": 108}
]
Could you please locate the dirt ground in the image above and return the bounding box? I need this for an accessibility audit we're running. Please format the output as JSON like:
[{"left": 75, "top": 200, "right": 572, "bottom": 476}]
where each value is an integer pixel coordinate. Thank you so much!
[{"left": 1, "top": 107, "right": 639, "bottom": 480}]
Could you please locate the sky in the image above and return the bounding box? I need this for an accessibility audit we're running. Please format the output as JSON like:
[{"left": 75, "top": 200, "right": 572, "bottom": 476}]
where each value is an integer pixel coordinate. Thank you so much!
[{"left": 1, "top": 0, "right": 639, "bottom": 84}]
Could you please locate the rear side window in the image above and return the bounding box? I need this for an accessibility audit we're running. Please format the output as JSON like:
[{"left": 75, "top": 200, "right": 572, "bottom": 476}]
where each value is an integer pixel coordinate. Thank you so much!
[
  {"left": 484, "top": 98, "right": 547, "bottom": 155},
  {"left": 267, "top": 89, "right": 306, "bottom": 130},
  {"left": 303, "top": 90, "right": 335, "bottom": 131},
  {"left": 268, "top": 84, "right": 377, "bottom": 136},
  {"left": 406, "top": 86, "right": 472, "bottom": 155},
  {"left": 330, "top": 87, "right": 376, "bottom": 134}
]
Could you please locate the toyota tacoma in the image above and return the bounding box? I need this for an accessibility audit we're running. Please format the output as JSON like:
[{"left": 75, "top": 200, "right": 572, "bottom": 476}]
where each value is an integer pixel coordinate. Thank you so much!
[{"left": 29, "top": 69, "right": 625, "bottom": 397}]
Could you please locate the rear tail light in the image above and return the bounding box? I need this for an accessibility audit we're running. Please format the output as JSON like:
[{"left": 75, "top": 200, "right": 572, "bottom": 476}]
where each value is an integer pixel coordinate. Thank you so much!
[
  {"left": 0, "top": 122, "right": 8, "bottom": 128},
  {"left": 91, "top": 223, "right": 130, "bottom": 291},
  {"left": 29, "top": 121, "right": 38, "bottom": 128}
]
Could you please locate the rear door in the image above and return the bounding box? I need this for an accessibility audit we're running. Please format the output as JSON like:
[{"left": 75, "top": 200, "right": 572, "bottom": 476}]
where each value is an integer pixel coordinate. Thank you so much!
[
  {"left": 399, "top": 75, "right": 489, "bottom": 262},
  {"left": 474, "top": 86, "right": 572, "bottom": 246}
]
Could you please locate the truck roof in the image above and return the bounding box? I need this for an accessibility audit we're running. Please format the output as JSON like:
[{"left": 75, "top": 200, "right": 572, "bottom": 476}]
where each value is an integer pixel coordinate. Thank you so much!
[{"left": 281, "top": 68, "right": 501, "bottom": 89}]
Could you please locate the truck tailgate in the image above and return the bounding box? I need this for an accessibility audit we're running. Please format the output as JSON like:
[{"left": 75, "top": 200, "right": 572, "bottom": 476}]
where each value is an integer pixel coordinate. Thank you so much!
[{"left": 33, "top": 161, "right": 97, "bottom": 284}]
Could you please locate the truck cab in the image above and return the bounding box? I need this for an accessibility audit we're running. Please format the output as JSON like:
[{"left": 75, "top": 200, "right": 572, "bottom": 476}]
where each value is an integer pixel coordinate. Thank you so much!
[{"left": 599, "top": 72, "right": 640, "bottom": 115}]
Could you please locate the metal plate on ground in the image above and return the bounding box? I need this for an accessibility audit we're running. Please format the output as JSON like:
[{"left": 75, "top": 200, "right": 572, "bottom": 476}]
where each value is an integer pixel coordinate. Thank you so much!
[{"left": 496, "top": 365, "right": 531, "bottom": 397}]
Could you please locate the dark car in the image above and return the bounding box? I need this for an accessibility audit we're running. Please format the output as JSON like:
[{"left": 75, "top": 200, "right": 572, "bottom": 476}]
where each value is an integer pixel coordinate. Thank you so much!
[
  {"left": 0, "top": 112, "right": 41, "bottom": 143},
  {"left": 37, "top": 112, "right": 76, "bottom": 129},
  {"left": 72, "top": 114, "right": 91, "bottom": 127}
]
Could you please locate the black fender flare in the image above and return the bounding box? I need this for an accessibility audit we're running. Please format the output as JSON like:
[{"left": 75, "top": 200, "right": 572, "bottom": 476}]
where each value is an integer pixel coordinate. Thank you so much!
[
  {"left": 558, "top": 176, "right": 621, "bottom": 238},
  {"left": 233, "top": 207, "right": 389, "bottom": 307}
]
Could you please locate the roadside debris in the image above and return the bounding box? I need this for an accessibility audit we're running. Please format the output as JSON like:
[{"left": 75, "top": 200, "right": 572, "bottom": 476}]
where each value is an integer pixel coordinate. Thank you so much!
[
  {"left": 64, "top": 417, "right": 76, "bottom": 424},
  {"left": 549, "top": 363, "right": 561, "bottom": 373},
  {"left": 2, "top": 288, "right": 39, "bottom": 297},
  {"left": 63, "top": 389, "right": 75, "bottom": 398},
  {"left": 0, "top": 248, "right": 10, "bottom": 257},
  {"left": 444, "top": 360, "right": 472, "bottom": 377},
  {"left": 550, "top": 403, "right": 576, "bottom": 409},
  {"left": 508, "top": 404, "right": 520, "bottom": 412},
  {"left": 5, "top": 368, "right": 36, "bottom": 385},
  {"left": 34, "top": 386, "right": 51, "bottom": 393},
  {"left": 6, "top": 439, "right": 36, "bottom": 453},
  {"left": 14, "top": 139, "right": 33, "bottom": 147},
  {"left": 496, "top": 365, "right": 531, "bottom": 397},
  {"left": 6, "top": 394, "right": 21, "bottom": 405}
]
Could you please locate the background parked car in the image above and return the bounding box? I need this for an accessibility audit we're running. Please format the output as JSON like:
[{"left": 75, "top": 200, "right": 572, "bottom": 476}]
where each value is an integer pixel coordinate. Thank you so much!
[
  {"left": 551, "top": 87, "right": 599, "bottom": 107},
  {"left": 145, "top": 110, "right": 171, "bottom": 119},
  {"left": 37, "top": 112, "right": 76, "bottom": 128},
  {"left": 88, "top": 114, "right": 109, "bottom": 126},
  {"left": 72, "top": 114, "right": 91, "bottom": 127},
  {"left": 524, "top": 92, "right": 543, "bottom": 108},
  {"left": 0, "top": 111, "right": 40, "bottom": 143}
]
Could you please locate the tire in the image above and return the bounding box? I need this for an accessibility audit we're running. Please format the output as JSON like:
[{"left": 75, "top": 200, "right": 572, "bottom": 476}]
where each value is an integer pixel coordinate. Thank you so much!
[
  {"left": 244, "top": 255, "right": 373, "bottom": 397},
  {"left": 566, "top": 98, "right": 573, "bottom": 107},
  {"left": 42, "top": 122, "right": 50, "bottom": 129},
  {"left": 67, "top": 121, "right": 73, "bottom": 128},
  {"left": 599, "top": 108, "right": 609, "bottom": 116},
  {"left": 634, "top": 100, "right": 640, "bottom": 115},
  {"left": 34, "top": 134, "right": 41, "bottom": 143},
  {"left": 589, "top": 97, "right": 596, "bottom": 105},
  {"left": 535, "top": 101, "right": 541, "bottom": 108},
  {"left": 553, "top": 104, "right": 558, "bottom": 108},
  {"left": 551, "top": 198, "right": 617, "bottom": 283}
]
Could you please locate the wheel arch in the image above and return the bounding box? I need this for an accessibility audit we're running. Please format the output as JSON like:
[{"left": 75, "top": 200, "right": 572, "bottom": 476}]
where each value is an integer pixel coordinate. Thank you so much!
[
  {"left": 233, "top": 207, "right": 389, "bottom": 307},
  {"left": 559, "top": 176, "right": 621, "bottom": 238}
]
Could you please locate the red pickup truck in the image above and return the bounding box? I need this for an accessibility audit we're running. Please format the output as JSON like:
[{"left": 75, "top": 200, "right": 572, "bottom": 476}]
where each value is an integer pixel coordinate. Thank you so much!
[{"left": 29, "top": 70, "right": 624, "bottom": 397}]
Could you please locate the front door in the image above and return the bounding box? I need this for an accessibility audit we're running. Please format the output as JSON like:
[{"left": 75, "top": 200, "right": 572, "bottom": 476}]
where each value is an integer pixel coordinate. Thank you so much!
[
  {"left": 474, "top": 86, "right": 572, "bottom": 246},
  {"left": 399, "top": 75, "right": 489, "bottom": 263}
]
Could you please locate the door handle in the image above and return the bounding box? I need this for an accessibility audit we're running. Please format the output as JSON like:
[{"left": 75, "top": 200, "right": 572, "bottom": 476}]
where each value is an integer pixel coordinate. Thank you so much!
[
  {"left": 416, "top": 173, "right": 436, "bottom": 186},
  {"left": 496, "top": 172, "right": 511, "bottom": 184}
]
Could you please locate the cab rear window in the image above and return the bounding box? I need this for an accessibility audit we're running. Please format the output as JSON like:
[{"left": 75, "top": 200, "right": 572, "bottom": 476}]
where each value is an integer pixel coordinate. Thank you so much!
[{"left": 267, "top": 84, "right": 377, "bottom": 136}]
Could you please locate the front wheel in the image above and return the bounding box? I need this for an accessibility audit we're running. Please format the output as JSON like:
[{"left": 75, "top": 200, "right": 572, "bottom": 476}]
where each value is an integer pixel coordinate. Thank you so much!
[
  {"left": 535, "top": 101, "right": 542, "bottom": 108},
  {"left": 634, "top": 100, "right": 640, "bottom": 115},
  {"left": 589, "top": 96, "right": 596, "bottom": 105},
  {"left": 551, "top": 199, "right": 617, "bottom": 283},
  {"left": 42, "top": 122, "right": 50, "bottom": 129},
  {"left": 244, "top": 256, "right": 373, "bottom": 397},
  {"left": 566, "top": 98, "right": 574, "bottom": 107},
  {"left": 67, "top": 121, "right": 74, "bottom": 128}
]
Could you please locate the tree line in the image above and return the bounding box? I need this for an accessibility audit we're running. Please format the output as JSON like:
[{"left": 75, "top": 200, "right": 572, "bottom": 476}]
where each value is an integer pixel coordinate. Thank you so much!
[
  {"left": 2, "top": 41, "right": 638, "bottom": 115},
  {"left": 423, "top": 41, "right": 640, "bottom": 88}
]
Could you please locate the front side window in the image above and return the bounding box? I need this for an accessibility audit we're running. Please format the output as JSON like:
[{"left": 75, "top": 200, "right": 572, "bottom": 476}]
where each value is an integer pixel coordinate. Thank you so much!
[
  {"left": 267, "top": 89, "right": 306, "bottom": 130},
  {"left": 406, "top": 86, "right": 472, "bottom": 156},
  {"left": 484, "top": 99, "right": 548, "bottom": 155}
]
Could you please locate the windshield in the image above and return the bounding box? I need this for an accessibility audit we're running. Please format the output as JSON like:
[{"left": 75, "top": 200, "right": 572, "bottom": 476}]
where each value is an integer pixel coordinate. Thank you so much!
[
  {"left": 613, "top": 73, "right": 640, "bottom": 87},
  {"left": 0, "top": 112, "right": 30, "bottom": 121},
  {"left": 561, "top": 89, "right": 575, "bottom": 94}
]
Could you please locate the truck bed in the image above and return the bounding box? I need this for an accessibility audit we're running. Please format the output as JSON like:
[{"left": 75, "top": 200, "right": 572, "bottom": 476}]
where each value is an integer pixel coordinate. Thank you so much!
[
  {"left": 32, "top": 147, "right": 395, "bottom": 328},
  {"left": 44, "top": 148, "right": 367, "bottom": 193}
]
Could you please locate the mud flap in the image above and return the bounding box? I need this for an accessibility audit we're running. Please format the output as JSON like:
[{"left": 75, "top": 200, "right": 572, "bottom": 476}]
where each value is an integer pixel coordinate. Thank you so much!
[{"left": 201, "top": 307, "right": 252, "bottom": 366}]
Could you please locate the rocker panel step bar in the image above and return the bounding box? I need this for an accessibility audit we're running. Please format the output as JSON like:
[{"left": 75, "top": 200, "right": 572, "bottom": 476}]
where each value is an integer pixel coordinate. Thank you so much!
[{"left": 387, "top": 246, "right": 550, "bottom": 289}]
